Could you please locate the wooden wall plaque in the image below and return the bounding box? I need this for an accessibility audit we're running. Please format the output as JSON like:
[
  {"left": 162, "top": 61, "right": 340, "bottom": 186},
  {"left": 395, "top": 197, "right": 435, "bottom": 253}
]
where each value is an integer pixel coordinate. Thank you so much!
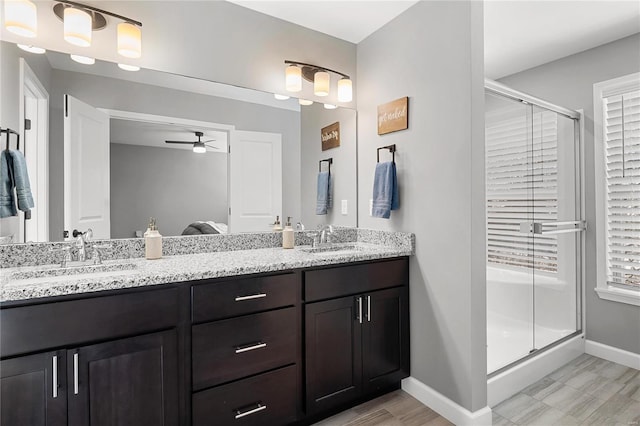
[
  {"left": 378, "top": 97, "right": 409, "bottom": 135},
  {"left": 321, "top": 122, "right": 340, "bottom": 151}
]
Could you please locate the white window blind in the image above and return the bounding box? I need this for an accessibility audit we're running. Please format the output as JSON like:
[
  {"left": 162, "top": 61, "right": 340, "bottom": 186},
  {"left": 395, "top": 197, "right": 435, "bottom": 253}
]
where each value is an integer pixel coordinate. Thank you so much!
[
  {"left": 486, "top": 110, "right": 558, "bottom": 273},
  {"left": 603, "top": 89, "right": 640, "bottom": 288}
]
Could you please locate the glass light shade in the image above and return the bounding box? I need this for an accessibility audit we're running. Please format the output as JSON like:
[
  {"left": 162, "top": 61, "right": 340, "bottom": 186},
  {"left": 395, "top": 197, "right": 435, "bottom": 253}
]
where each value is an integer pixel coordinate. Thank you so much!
[
  {"left": 298, "top": 99, "right": 313, "bottom": 106},
  {"left": 4, "top": 0, "right": 37, "bottom": 38},
  {"left": 285, "top": 65, "right": 302, "bottom": 92},
  {"left": 117, "top": 22, "right": 142, "bottom": 58},
  {"left": 17, "top": 44, "right": 45, "bottom": 54},
  {"left": 70, "top": 54, "right": 95, "bottom": 65},
  {"left": 324, "top": 104, "right": 337, "bottom": 110},
  {"left": 274, "top": 94, "right": 290, "bottom": 100},
  {"left": 118, "top": 63, "right": 140, "bottom": 72},
  {"left": 64, "top": 7, "right": 92, "bottom": 47},
  {"left": 193, "top": 142, "right": 206, "bottom": 154},
  {"left": 338, "top": 78, "right": 353, "bottom": 102},
  {"left": 314, "top": 71, "right": 330, "bottom": 97}
]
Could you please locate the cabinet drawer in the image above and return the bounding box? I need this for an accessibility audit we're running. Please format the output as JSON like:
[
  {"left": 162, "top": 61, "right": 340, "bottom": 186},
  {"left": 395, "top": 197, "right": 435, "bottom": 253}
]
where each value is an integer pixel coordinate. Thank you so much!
[
  {"left": 192, "top": 364, "right": 297, "bottom": 426},
  {"left": 192, "top": 307, "right": 297, "bottom": 391},
  {"left": 305, "top": 258, "right": 408, "bottom": 302},
  {"left": 192, "top": 273, "right": 298, "bottom": 323},
  {"left": 0, "top": 288, "right": 178, "bottom": 358}
]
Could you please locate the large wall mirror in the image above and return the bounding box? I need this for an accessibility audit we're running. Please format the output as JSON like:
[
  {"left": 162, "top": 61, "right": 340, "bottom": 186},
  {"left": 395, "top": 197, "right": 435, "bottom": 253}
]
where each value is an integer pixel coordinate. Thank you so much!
[{"left": 0, "top": 41, "right": 357, "bottom": 243}]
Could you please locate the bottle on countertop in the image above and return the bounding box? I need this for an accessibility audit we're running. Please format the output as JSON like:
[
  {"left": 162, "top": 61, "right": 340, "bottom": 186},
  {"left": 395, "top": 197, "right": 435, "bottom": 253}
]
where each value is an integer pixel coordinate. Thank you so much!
[
  {"left": 273, "top": 215, "right": 283, "bottom": 232},
  {"left": 144, "top": 217, "right": 163, "bottom": 260},
  {"left": 283, "top": 217, "right": 294, "bottom": 249}
]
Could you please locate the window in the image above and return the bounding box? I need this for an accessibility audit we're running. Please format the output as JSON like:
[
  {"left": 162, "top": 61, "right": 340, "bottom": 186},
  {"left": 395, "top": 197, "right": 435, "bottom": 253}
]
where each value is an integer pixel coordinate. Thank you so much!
[{"left": 594, "top": 73, "right": 640, "bottom": 306}]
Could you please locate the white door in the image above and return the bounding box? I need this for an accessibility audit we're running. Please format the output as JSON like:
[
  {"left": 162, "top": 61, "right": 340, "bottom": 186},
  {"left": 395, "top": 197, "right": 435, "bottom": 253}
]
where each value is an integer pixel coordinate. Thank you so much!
[
  {"left": 228, "top": 130, "right": 282, "bottom": 233},
  {"left": 64, "top": 95, "right": 111, "bottom": 239}
]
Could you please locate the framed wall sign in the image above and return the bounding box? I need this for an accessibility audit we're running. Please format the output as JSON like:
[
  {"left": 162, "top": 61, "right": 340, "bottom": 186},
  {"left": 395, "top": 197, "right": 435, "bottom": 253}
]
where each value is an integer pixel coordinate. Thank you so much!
[
  {"left": 378, "top": 97, "right": 409, "bottom": 135},
  {"left": 321, "top": 121, "right": 340, "bottom": 151}
]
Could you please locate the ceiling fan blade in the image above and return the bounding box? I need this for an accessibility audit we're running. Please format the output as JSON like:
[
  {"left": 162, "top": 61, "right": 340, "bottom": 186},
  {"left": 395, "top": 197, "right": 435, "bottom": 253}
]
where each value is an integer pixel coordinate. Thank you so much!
[
  {"left": 204, "top": 144, "right": 220, "bottom": 150},
  {"left": 203, "top": 139, "right": 216, "bottom": 143},
  {"left": 165, "top": 140, "right": 195, "bottom": 144}
]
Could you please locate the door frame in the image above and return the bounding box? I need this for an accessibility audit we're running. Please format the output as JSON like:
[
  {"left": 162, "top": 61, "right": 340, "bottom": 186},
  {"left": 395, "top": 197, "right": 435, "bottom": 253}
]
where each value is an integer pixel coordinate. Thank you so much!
[{"left": 19, "top": 59, "right": 49, "bottom": 242}]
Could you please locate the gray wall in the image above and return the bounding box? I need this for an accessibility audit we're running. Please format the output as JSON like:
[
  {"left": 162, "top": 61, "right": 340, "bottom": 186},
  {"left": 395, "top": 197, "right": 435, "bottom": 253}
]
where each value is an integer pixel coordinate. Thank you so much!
[
  {"left": 300, "top": 103, "right": 357, "bottom": 228},
  {"left": 0, "top": 1, "right": 357, "bottom": 108},
  {"left": 356, "top": 1, "right": 487, "bottom": 412},
  {"left": 110, "top": 143, "right": 227, "bottom": 238},
  {"left": 500, "top": 33, "right": 640, "bottom": 355},
  {"left": 0, "top": 43, "right": 52, "bottom": 241},
  {"left": 49, "top": 68, "right": 301, "bottom": 240}
]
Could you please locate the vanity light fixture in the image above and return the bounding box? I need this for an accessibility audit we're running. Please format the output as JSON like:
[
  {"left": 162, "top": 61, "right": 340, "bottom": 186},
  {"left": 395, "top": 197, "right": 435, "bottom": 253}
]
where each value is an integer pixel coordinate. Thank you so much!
[
  {"left": 284, "top": 60, "right": 352, "bottom": 102},
  {"left": 4, "top": 0, "right": 38, "bottom": 38},
  {"left": 70, "top": 54, "right": 95, "bottom": 65},
  {"left": 17, "top": 44, "right": 46, "bottom": 54},
  {"left": 299, "top": 99, "right": 313, "bottom": 106},
  {"left": 64, "top": 6, "right": 92, "bottom": 46},
  {"left": 118, "top": 63, "right": 140, "bottom": 72}
]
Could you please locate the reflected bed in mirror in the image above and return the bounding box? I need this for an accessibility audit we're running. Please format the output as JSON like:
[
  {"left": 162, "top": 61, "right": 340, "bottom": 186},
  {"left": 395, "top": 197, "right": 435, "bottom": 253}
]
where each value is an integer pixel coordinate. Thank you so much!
[{"left": 0, "top": 41, "right": 357, "bottom": 242}]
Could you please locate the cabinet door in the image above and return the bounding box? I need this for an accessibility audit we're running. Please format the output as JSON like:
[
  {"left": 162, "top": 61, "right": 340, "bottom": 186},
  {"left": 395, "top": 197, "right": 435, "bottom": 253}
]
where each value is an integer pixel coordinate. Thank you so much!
[
  {"left": 67, "top": 330, "right": 179, "bottom": 426},
  {"left": 0, "top": 351, "right": 67, "bottom": 426},
  {"left": 305, "top": 295, "right": 362, "bottom": 415},
  {"left": 362, "top": 287, "right": 410, "bottom": 394}
]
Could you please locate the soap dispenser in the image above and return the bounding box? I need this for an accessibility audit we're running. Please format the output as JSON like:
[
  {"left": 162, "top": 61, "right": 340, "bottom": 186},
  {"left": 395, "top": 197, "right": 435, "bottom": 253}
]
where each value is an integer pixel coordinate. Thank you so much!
[
  {"left": 273, "top": 215, "right": 283, "bottom": 232},
  {"left": 144, "top": 217, "right": 163, "bottom": 260},
  {"left": 283, "top": 217, "right": 294, "bottom": 249}
]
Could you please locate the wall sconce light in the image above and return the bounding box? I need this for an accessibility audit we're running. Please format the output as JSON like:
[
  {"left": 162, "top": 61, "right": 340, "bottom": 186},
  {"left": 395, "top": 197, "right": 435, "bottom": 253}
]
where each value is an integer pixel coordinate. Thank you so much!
[
  {"left": 4, "top": 0, "right": 38, "bottom": 38},
  {"left": 3, "top": 0, "right": 143, "bottom": 61},
  {"left": 284, "top": 60, "right": 352, "bottom": 103}
]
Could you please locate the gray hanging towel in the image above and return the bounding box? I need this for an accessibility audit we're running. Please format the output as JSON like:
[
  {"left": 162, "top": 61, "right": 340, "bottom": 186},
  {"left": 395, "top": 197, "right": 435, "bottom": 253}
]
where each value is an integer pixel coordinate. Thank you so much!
[
  {"left": 7, "top": 149, "right": 34, "bottom": 215},
  {"left": 0, "top": 151, "right": 17, "bottom": 218}
]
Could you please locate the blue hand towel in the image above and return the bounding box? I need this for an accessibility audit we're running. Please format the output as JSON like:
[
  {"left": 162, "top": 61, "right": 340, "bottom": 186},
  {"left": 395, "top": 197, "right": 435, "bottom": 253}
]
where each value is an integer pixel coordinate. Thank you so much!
[
  {"left": 0, "top": 151, "right": 17, "bottom": 218},
  {"left": 316, "top": 171, "right": 331, "bottom": 215},
  {"left": 7, "top": 149, "right": 34, "bottom": 213},
  {"left": 372, "top": 161, "right": 399, "bottom": 219}
]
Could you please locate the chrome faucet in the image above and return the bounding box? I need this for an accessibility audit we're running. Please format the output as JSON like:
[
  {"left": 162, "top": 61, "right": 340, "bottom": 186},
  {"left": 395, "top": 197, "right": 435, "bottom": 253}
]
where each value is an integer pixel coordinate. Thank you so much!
[
  {"left": 73, "top": 228, "right": 92, "bottom": 262},
  {"left": 319, "top": 224, "right": 334, "bottom": 245}
]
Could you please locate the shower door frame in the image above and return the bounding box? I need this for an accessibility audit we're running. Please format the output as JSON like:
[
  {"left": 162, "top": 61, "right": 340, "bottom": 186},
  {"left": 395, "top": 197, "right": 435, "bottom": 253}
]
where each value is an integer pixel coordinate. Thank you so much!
[{"left": 485, "top": 79, "right": 586, "bottom": 377}]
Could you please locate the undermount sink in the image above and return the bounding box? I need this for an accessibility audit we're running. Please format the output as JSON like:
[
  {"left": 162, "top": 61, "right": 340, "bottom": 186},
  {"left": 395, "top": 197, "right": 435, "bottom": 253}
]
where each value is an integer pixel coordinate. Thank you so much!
[
  {"left": 299, "top": 244, "right": 361, "bottom": 254},
  {"left": 8, "top": 261, "right": 138, "bottom": 281}
]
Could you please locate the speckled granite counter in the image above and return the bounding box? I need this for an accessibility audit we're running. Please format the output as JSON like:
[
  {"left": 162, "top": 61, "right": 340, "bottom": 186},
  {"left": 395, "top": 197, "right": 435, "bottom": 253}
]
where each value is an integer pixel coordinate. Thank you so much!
[{"left": 1, "top": 242, "right": 412, "bottom": 303}]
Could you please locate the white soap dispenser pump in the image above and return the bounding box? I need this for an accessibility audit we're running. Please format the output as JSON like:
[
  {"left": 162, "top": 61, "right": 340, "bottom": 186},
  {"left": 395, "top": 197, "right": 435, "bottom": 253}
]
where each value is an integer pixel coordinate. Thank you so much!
[
  {"left": 144, "top": 217, "right": 163, "bottom": 260},
  {"left": 283, "top": 217, "right": 294, "bottom": 249}
]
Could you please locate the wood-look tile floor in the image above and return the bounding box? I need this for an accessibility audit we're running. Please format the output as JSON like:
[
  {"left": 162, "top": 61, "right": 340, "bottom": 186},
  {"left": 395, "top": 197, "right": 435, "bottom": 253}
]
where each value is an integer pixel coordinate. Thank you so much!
[
  {"left": 493, "top": 354, "right": 640, "bottom": 426},
  {"left": 312, "top": 355, "right": 639, "bottom": 426},
  {"left": 312, "top": 390, "right": 453, "bottom": 426}
]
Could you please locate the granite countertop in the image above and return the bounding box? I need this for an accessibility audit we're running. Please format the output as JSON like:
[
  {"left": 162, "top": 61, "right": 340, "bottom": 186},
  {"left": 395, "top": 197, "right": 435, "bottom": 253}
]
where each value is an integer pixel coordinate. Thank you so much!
[{"left": 0, "top": 242, "right": 411, "bottom": 303}]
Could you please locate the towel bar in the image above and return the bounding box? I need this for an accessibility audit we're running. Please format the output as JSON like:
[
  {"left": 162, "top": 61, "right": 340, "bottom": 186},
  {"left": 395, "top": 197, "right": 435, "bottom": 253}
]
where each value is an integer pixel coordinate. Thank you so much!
[
  {"left": 377, "top": 144, "right": 396, "bottom": 163},
  {"left": 1, "top": 128, "right": 20, "bottom": 151},
  {"left": 319, "top": 158, "right": 333, "bottom": 174}
]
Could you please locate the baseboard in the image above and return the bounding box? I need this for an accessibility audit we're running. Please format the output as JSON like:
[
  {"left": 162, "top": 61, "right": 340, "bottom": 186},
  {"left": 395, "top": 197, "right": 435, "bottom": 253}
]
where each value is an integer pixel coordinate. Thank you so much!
[
  {"left": 585, "top": 340, "right": 640, "bottom": 370},
  {"left": 402, "top": 377, "right": 492, "bottom": 426}
]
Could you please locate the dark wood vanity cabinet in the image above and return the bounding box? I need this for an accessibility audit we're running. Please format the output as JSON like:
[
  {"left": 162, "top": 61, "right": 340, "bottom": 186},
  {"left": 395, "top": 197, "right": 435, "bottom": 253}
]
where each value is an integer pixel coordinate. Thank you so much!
[
  {"left": 304, "top": 258, "right": 410, "bottom": 416},
  {"left": 0, "top": 287, "right": 181, "bottom": 426},
  {"left": 1, "top": 256, "right": 410, "bottom": 426},
  {"left": 190, "top": 272, "right": 301, "bottom": 426}
]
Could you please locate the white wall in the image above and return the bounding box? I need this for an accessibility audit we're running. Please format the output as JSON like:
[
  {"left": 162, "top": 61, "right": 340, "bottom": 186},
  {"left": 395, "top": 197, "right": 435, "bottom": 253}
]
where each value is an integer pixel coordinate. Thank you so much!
[
  {"left": 357, "top": 1, "right": 487, "bottom": 412},
  {"left": 300, "top": 103, "right": 357, "bottom": 228},
  {"left": 500, "top": 33, "right": 640, "bottom": 355}
]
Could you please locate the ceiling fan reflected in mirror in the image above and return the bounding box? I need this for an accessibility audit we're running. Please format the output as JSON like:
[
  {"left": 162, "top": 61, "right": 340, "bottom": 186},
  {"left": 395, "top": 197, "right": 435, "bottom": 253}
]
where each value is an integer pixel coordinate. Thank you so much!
[{"left": 165, "top": 131, "right": 219, "bottom": 153}]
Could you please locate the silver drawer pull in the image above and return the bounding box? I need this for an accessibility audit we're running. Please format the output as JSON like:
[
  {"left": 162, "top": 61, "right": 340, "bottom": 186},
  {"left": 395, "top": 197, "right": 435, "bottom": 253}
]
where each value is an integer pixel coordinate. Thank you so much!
[
  {"left": 52, "top": 355, "right": 58, "bottom": 398},
  {"left": 235, "top": 403, "right": 266, "bottom": 419},
  {"left": 235, "top": 342, "right": 267, "bottom": 354},
  {"left": 73, "top": 353, "right": 79, "bottom": 395},
  {"left": 235, "top": 293, "right": 267, "bottom": 302}
]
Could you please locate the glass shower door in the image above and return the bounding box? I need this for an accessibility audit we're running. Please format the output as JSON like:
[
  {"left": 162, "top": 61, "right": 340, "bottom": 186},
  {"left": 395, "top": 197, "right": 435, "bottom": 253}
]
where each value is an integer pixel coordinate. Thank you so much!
[{"left": 485, "top": 92, "right": 536, "bottom": 373}]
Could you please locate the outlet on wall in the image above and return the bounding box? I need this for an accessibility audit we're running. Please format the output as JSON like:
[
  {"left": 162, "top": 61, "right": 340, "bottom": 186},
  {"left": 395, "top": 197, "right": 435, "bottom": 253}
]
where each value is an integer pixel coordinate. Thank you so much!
[
  {"left": 341, "top": 200, "right": 348, "bottom": 215},
  {"left": 369, "top": 199, "right": 373, "bottom": 216}
]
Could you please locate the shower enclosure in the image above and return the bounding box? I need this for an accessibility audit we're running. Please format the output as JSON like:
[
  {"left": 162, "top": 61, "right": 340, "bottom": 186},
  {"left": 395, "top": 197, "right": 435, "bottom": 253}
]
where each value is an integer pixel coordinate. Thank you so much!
[{"left": 484, "top": 80, "right": 584, "bottom": 376}]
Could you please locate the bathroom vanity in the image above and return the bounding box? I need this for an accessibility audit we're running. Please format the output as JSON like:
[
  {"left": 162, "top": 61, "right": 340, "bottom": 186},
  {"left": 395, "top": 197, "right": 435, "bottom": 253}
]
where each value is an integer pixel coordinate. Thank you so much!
[{"left": 0, "top": 232, "right": 412, "bottom": 425}]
